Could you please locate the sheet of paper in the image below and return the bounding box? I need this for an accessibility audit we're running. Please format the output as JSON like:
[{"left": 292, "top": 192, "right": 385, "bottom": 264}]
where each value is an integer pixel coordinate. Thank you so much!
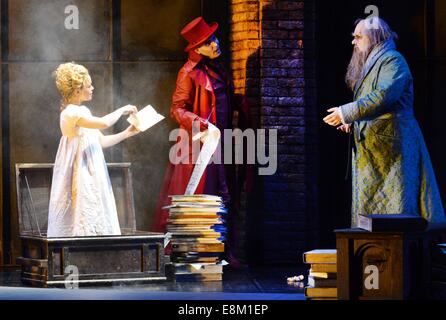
[
  {"left": 217, "top": 260, "right": 229, "bottom": 266},
  {"left": 190, "top": 263, "right": 203, "bottom": 270},
  {"left": 127, "top": 104, "right": 165, "bottom": 132},
  {"left": 164, "top": 232, "right": 172, "bottom": 248},
  {"left": 185, "top": 123, "right": 221, "bottom": 195}
]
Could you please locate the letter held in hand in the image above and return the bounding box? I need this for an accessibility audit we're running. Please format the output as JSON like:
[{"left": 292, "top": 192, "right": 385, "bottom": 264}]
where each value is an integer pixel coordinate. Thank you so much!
[{"left": 127, "top": 105, "right": 165, "bottom": 132}]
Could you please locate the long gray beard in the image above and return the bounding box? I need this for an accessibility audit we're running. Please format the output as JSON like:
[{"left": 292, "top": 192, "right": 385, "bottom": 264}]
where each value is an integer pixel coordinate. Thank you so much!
[{"left": 345, "top": 48, "right": 369, "bottom": 91}]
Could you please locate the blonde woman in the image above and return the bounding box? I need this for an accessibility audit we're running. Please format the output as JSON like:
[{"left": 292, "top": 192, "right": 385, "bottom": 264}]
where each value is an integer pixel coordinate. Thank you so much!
[{"left": 47, "top": 62, "right": 140, "bottom": 237}]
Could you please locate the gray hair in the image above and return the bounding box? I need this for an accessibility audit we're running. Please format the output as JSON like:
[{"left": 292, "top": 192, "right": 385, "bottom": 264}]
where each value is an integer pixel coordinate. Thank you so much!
[
  {"left": 361, "top": 17, "right": 398, "bottom": 46},
  {"left": 345, "top": 18, "right": 398, "bottom": 90}
]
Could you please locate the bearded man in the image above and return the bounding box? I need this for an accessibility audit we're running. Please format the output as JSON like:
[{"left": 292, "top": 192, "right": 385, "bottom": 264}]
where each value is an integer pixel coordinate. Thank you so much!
[{"left": 323, "top": 17, "right": 445, "bottom": 226}]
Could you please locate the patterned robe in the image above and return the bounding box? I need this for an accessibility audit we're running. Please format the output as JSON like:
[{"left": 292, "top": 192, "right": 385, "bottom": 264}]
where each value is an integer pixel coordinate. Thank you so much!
[{"left": 340, "top": 40, "right": 446, "bottom": 226}]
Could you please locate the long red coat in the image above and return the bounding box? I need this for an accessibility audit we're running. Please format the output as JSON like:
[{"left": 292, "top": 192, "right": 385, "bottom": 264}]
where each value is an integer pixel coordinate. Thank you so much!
[{"left": 153, "top": 51, "right": 250, "bottom": 232}]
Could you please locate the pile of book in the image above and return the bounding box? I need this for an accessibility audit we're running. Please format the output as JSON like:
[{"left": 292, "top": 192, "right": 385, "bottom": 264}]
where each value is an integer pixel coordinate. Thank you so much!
[
  {"left": 164, "top": 194, "right": 226, "bottom": 281},
  {"left": 303, "top": 249, "right": 337, "bottom": 300}
]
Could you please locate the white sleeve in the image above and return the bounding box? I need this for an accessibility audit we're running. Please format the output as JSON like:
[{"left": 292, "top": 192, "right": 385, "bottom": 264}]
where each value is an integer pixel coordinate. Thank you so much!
[{"left": 61, "top": 105, "right": 82, "bottom": 129}]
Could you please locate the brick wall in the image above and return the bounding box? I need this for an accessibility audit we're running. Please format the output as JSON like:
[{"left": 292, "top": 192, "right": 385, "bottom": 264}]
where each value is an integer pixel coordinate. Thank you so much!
[{"left": 230, "top": 0, "right": 318, "bottom": 264}]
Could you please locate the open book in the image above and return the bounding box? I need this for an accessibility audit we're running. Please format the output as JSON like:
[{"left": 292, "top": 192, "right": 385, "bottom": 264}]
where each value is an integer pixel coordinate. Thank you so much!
[{"left": 127, "top": 104, "right": 165, "bottom": 132}]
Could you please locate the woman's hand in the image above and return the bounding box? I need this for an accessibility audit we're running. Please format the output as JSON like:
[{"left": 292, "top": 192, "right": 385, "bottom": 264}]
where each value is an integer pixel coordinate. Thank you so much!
[
  {"left": 323, "top": 107, "right": 342, "bottom": 126},
  {"left": 337, "top": 124, "right": 352, "bottom": 133},
  {"left": 125, "top": 124, "right": 140, "bottom": 138},
  {"left": 121, "top": 104, "right": 138, "bottom": 115}
]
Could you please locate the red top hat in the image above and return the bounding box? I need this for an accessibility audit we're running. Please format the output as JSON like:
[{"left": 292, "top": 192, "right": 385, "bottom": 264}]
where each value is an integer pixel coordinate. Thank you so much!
[{"left": 180, "top": 17, "right": 218, "bottom": 52}]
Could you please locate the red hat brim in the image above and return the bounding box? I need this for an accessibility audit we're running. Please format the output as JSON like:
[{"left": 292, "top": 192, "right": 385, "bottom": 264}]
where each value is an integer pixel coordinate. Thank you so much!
[{"left": 184, "top": 22, "right": 219, "bottom": 52}]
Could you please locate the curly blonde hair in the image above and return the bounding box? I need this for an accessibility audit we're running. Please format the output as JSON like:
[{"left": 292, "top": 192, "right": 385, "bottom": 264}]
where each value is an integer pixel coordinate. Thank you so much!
[{"left": 53, "top": 62, "right": 91, "bottom": 110}]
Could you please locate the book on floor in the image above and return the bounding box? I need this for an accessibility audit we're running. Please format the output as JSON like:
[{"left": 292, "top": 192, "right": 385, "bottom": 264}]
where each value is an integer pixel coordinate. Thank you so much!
[
  {"left": 309, "top": 264, "right": 337, "bottom": 273},
  {"left": 174, "top": 272, "right": 222, "bottom": 282},
  {"left": 172, "top": 242, "right": 225, "bottom": 253},
  {"left": 169, "top": 194, "right": 222, "bottom": 202},
  {"left": 166, "top": 193, "right": 227, "bottom": 282},
  {"left": 172, "top": 263, "right": 223, "bottom": 274},
  {"left": 309, "top": 271, "right": 337, "bottom": 279},
  {"left": 304, "top": 286, "right": 337, "bottom": 298},
  {"left": 308, "top": 276, "right": 337, "bottom": 288},
  {"left": 303, "top": 249, "right": 337, "bottom": 264}
]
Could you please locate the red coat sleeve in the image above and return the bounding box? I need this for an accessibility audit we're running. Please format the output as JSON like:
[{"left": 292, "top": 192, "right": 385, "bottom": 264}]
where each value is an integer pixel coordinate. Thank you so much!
[{"left": 170, "top": 68, "right": 199, "bottom": 132}]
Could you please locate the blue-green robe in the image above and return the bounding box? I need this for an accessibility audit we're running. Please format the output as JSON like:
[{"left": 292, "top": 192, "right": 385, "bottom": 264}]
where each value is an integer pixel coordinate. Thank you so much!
[{"left": 340, "top": 40, "right": 445, "bottom": 226}]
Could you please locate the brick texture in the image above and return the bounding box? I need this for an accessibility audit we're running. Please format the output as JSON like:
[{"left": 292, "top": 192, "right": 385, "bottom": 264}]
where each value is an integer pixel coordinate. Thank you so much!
[{"left": 230, "top": 0, "right": 318, "bottom": 265}]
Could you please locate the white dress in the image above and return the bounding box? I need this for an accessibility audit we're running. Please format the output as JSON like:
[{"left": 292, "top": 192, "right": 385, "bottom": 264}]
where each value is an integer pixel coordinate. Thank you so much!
[{"left": 47, "top": 104, "right": 121, "bottom": 237}]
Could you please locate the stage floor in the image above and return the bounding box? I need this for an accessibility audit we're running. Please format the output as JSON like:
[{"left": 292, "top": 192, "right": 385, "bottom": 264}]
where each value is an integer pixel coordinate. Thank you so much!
[{"left": 0, "top": 265, "right": 307, "bottom": 300}]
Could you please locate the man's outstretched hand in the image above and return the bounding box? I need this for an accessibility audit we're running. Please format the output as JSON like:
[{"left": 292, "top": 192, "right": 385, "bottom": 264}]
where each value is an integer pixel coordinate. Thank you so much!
[{"left": 323, "top": 107, "right": 342, "bottom": 126}]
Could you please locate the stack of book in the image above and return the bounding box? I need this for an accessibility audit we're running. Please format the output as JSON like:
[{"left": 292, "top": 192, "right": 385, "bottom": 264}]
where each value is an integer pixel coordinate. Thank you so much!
[
  {"left": 164, "top": 194, "right": 226, "bottom": 281},
  {"left": 303, "top": 249, "right": 337, "bottom": 300}
]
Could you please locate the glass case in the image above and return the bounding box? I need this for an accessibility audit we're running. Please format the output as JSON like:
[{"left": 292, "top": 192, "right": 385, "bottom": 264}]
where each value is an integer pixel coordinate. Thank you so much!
[{"left": 15, "top": 163, "right": 137, "bottom": 236}]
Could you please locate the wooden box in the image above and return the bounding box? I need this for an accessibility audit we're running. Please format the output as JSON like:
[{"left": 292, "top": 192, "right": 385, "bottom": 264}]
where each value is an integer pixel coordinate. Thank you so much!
[
  {"left": 15, "top": 163, "right": 169, "bottom": 287},
  {"left": 335, "top": 227, "right": 446, "bottom": 300}
]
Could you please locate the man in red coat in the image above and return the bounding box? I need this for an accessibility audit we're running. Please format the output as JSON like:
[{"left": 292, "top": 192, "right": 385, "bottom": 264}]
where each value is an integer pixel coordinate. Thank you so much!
[{"left": 153, "top": 17, "right": 250, "bottom": 266}]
